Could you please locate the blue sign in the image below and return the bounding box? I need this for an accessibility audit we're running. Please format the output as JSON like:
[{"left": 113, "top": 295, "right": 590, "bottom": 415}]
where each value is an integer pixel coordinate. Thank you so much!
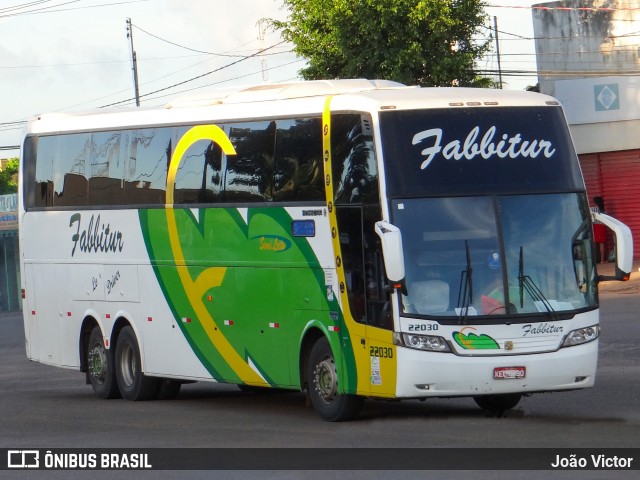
[{"left": 291, "top": 220, "right": 315, "bottom": 237}]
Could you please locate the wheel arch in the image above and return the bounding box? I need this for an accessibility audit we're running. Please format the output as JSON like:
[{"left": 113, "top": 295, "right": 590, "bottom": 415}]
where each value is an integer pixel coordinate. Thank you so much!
[
  {"left": 79, "top": 313, "right": 136, "bottom": 373},
  {"left": 79, "top": 316, "right": 100, "bottom": 374},
  {"left": 298, "top": 326, "right": 327, "bottom": 391}
]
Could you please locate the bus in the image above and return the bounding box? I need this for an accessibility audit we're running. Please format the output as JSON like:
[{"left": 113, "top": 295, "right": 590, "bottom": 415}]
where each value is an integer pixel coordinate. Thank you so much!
[{"left": 19, "top": 79, "right": 633, "bottom": 421}]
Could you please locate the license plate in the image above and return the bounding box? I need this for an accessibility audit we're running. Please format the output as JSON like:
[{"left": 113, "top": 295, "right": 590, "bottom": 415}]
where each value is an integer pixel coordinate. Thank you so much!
[{"left": 494, "top": 366, "right": 526, "bottom": 380}]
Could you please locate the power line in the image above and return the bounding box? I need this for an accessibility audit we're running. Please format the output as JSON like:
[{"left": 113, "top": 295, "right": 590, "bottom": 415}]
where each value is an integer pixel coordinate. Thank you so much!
[
  {"left": 0, "top": 50, "right": 294, "bottom": 70},
  {"left": 0, "top": 0, "right": 55, "bottom": 14},
  {"left": 0, "top": 0, "right": 79, "bottom": 17},
  {"left": 132, "top": 23, "right": 248, "bottom": 58},
  {"left": 488, "top": 3, "right": 640, "bottom": 12},
  {"left": 476, "top": 67, "right": 640, "bottom": 77},
  {"left": 131, "top": 22, "right": 291, "bottom": 58},
  {"left": 0, "top": 38, "right": 295, "bottom": 116},
  {"left": 141, "top": 58, "right": 305, "bottom": 104},
  {"left": 479, "top": 26, "right": 640, "bottom": 42},
  {"left": 99, "top": 40, "right": 287, "bottom": 108},
  {"left": 0, "top": 0, "right": 149, "bottom": 18}
]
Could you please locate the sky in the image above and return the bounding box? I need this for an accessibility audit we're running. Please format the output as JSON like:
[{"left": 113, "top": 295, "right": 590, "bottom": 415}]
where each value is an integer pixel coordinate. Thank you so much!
[{"left": 0, "top": 0, "right": 541, "bottom": 157}]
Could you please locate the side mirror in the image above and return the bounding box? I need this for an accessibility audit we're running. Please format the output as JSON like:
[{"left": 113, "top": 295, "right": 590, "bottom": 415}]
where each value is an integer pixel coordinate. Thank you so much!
[
  {"left": 374, "top": 221, "right": 405, "bottom": 283},
  {"left": 591, "top": 211, "right": 634, "bottom": 281}
]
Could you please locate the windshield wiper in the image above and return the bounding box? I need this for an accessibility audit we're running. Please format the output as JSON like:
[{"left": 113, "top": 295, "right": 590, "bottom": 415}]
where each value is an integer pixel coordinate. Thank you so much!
[
  {"left": 518, "top": 246, "right": 558, "bottom": 320},
  {"left": 456, "top": 240, "right": 473, "bottom": 323}
]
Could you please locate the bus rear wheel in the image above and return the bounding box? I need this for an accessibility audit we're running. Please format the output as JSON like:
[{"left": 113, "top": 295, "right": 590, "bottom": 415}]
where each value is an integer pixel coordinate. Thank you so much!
[
  {"left": 307, "top": 337, "right": 363, "bottom": 422},
  {"left": 115, "top": 326, "right": 159, "bottom": 401},
  {"left": 87, "top": 326, "right": 120, "bottom": 399},
  {"left": 473, "top": 393, "right": 522, "bottom": 413}
]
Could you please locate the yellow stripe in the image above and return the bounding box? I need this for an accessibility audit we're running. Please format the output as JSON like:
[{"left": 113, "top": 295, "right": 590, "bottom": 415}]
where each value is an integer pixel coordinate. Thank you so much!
[
  {"left": 166, "top": 125, "right": 235, "bottom": 205},
  {"left": 165, "top": 125, "right": 264, "bottom": 385},
  {"left": 321, "top": 97, "right": 370, "bottom": 395}
]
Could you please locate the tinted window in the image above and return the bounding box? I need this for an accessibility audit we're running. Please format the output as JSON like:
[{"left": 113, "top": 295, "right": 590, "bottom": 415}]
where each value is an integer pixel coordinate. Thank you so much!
[
  {"left": 331, "top": 114, "right": 378, "bottom": 205},
  {"left": 224, "top": 121, "right": 275, "bottom": 202},
  {"left": 54, "top": 133, "right": 90, "bottom": 207},
  {"left": 380, "top": 106, "right": 583, "bottom": 198},
  {"left": 124, "top": 128, "right": 171, "bottom": 205},
  {"left": 26, "top": 116, "right": 329, "bottom": 209},
  {"left": 391, "top": 194, "right": 596, "bottom": 319},
  {"left": 174, "top": 135, "right": 224, "bottom": 205},
  {"left": 88, "top": 132, "right": 124, "bottom": 205},
  {"left": 273, "top": 118, "right": 324, "bottom": 201},
  {"left": 33, "top": 135, "right": 53, "bottom": 207}
]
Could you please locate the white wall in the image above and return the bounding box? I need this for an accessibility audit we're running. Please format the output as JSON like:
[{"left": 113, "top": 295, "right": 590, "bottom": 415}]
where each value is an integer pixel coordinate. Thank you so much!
[{"left": 532, "top": 1, "right": 640, "bottom": 154}]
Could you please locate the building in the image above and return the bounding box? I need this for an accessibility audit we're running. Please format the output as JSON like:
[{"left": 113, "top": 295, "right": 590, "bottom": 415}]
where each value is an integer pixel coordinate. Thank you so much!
[
  {"left": 533, "top": 0, "right": 640, "bottom": 259},
  {"left": 0, "top": 193, "right": 20, "bottom": 312}
]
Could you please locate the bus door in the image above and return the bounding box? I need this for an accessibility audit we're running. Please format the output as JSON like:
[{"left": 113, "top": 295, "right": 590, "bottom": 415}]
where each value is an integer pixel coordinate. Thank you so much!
[{"left": 336, "top": 205, "right": 397, "bottom": 397}]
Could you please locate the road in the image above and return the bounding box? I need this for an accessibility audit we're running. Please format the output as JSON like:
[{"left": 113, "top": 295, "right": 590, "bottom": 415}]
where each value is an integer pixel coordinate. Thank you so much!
[{"left": 1, "top": 284, "right": 639, "bottom": 479}]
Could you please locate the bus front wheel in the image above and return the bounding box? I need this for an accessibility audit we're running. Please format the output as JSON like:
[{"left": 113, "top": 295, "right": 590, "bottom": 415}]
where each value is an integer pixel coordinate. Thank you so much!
[
  {"left": 87, "top": 326, "right": 120, "bottom": 399},
  {"left": 307, "top": 337, "right": 363, "bottom": 422},
  {"left": 115, "top": 326, "right": 159, "bottom": 401}
]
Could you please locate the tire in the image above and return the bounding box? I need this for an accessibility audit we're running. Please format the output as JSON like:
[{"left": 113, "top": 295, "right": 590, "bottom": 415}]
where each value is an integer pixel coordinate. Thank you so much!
[
  {"left": 307, "top": 337, "right": 363, "bottom": 422},
  {"left": 87, "top": 326, "right": 120, "bottom": 399},
  {"left": 115, "top": 326, "right": 159, "bottom": 401},
  {"left": 155, "top": 379, "right": 182, "bottom": 400},
  {"left": 473, "top": 393, "right": 522, "bottom": 413}
]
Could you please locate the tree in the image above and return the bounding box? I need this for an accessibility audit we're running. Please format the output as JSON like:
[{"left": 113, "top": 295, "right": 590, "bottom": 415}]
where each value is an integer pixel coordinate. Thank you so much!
[
  {"left": 271, "top": 0, "right": 493, "bottom": 87},
  {"left": 0, "top": 158, "right": 19, "bottom": 194}
]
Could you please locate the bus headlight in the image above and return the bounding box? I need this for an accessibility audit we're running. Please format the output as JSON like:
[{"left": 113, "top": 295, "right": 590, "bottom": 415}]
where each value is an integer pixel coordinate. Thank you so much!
[
  {"left": 562, "top": 325, "right": 599, "bottom": 347},
  {"left": 395, "top": 333, "right": 451, "bottom": 353}
]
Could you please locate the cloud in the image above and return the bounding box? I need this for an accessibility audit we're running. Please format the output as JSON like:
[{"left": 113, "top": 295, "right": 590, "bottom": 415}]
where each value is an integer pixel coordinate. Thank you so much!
[{"left": 0, "top": 0, "right": 298, "bottom": 151}]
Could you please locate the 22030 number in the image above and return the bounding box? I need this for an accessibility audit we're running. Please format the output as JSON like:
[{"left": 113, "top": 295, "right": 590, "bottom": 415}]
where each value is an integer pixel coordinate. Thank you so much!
[
  {"left": 370, "top": 346, "right": 393, "bottom": 359},
  {"left": 408, "top": 323, "right": 439, "bottom": 332}
]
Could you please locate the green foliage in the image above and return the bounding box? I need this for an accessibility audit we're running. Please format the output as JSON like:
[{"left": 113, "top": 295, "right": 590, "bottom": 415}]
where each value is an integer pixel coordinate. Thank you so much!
[
  {"left": 0, "top": 158, "right": 18, "bottom": 194},
  {"left": 271, "top": 0, "right": 492, "bottom": 87}
]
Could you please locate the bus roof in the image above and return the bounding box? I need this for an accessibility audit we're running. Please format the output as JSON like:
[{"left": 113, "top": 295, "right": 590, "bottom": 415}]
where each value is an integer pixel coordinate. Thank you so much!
[{"left": 25, "top": 79, "right": 561, "bottom": 136}]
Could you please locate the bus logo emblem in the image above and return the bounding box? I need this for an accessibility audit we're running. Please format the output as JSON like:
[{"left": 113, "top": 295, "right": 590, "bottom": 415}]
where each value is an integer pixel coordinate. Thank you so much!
[
  {"left": 453, "top": 327, "right": 499, "bottom": 350},
  {"left": 252, "top": 235, "right": 291, "bottom": 252}
]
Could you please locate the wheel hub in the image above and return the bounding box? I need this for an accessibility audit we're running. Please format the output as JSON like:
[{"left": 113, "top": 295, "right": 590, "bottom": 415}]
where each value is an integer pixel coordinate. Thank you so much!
[
  {"left": 88, "top": 345, "right": 107, "bottom": 384},
  {"left": 314, "top": 357, "right": 338, "bottom": 404},
  {"left": 118, "top": 343, "right": 136, "bottom": 388}
]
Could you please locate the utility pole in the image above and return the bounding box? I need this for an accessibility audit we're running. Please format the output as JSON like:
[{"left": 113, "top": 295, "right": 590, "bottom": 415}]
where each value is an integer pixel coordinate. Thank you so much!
[
  {"left": 257, "top": 19, "right": 268, "bottom": 82},
  {"left": 126, "top": 18, "right": 141, "bottom": 106},
  {"left": 494, "top": 16, "right": 503, "bottom": 89}
]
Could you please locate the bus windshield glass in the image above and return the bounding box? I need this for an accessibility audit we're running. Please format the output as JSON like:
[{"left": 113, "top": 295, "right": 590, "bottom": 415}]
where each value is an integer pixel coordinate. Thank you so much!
[
  {"left": 380, "top": 105, "right": 596, "bottom": 320},
  {"left": 391, "top": 194, "right": 597, "bottom": 318}
]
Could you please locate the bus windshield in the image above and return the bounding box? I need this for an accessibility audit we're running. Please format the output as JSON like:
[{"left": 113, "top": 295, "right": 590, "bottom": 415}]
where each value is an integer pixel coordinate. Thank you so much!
[{"left": 392, "top": 194, "right": 597, "bottom": 319}]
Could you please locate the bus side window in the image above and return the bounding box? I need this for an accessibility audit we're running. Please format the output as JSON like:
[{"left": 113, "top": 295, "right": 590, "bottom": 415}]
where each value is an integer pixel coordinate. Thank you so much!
[
  {"left": 173, "top": 137, "right": 223, "bottom": 205},
  {"left": 124, "top": 128, "right": 170, "bottom": 205},
  {"left": 54, "top": 133, "right": 90, "bottom": 207},
  {"left": 88, "top": 132, "right": 124, "bottom": 206},
  {"left": 331, "top": 114, "right": 378, "bottom": 205},
  {"left": 273, "top": 117, "right": 324, "bottom": 202},
  {"left": 33, "top": 135, "right": 53, "bottom": 208},
  {"left": 363, "top": 206, "right": 392, "bottom": 330},
  {"left": 225, "top": 121, "right": 275, "bottom": 203},
  {"left": 336, "top": 206, "right": 390, "bottom": 328},
  {"left": 337, "top": 207, "right": 366, "bottom": 323}
]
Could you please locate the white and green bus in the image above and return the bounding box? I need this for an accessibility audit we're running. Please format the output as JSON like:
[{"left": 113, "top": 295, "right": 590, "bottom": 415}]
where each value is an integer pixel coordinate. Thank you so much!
[{"left": 19, "top": 79, "right": 633, "bottom": 421}]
